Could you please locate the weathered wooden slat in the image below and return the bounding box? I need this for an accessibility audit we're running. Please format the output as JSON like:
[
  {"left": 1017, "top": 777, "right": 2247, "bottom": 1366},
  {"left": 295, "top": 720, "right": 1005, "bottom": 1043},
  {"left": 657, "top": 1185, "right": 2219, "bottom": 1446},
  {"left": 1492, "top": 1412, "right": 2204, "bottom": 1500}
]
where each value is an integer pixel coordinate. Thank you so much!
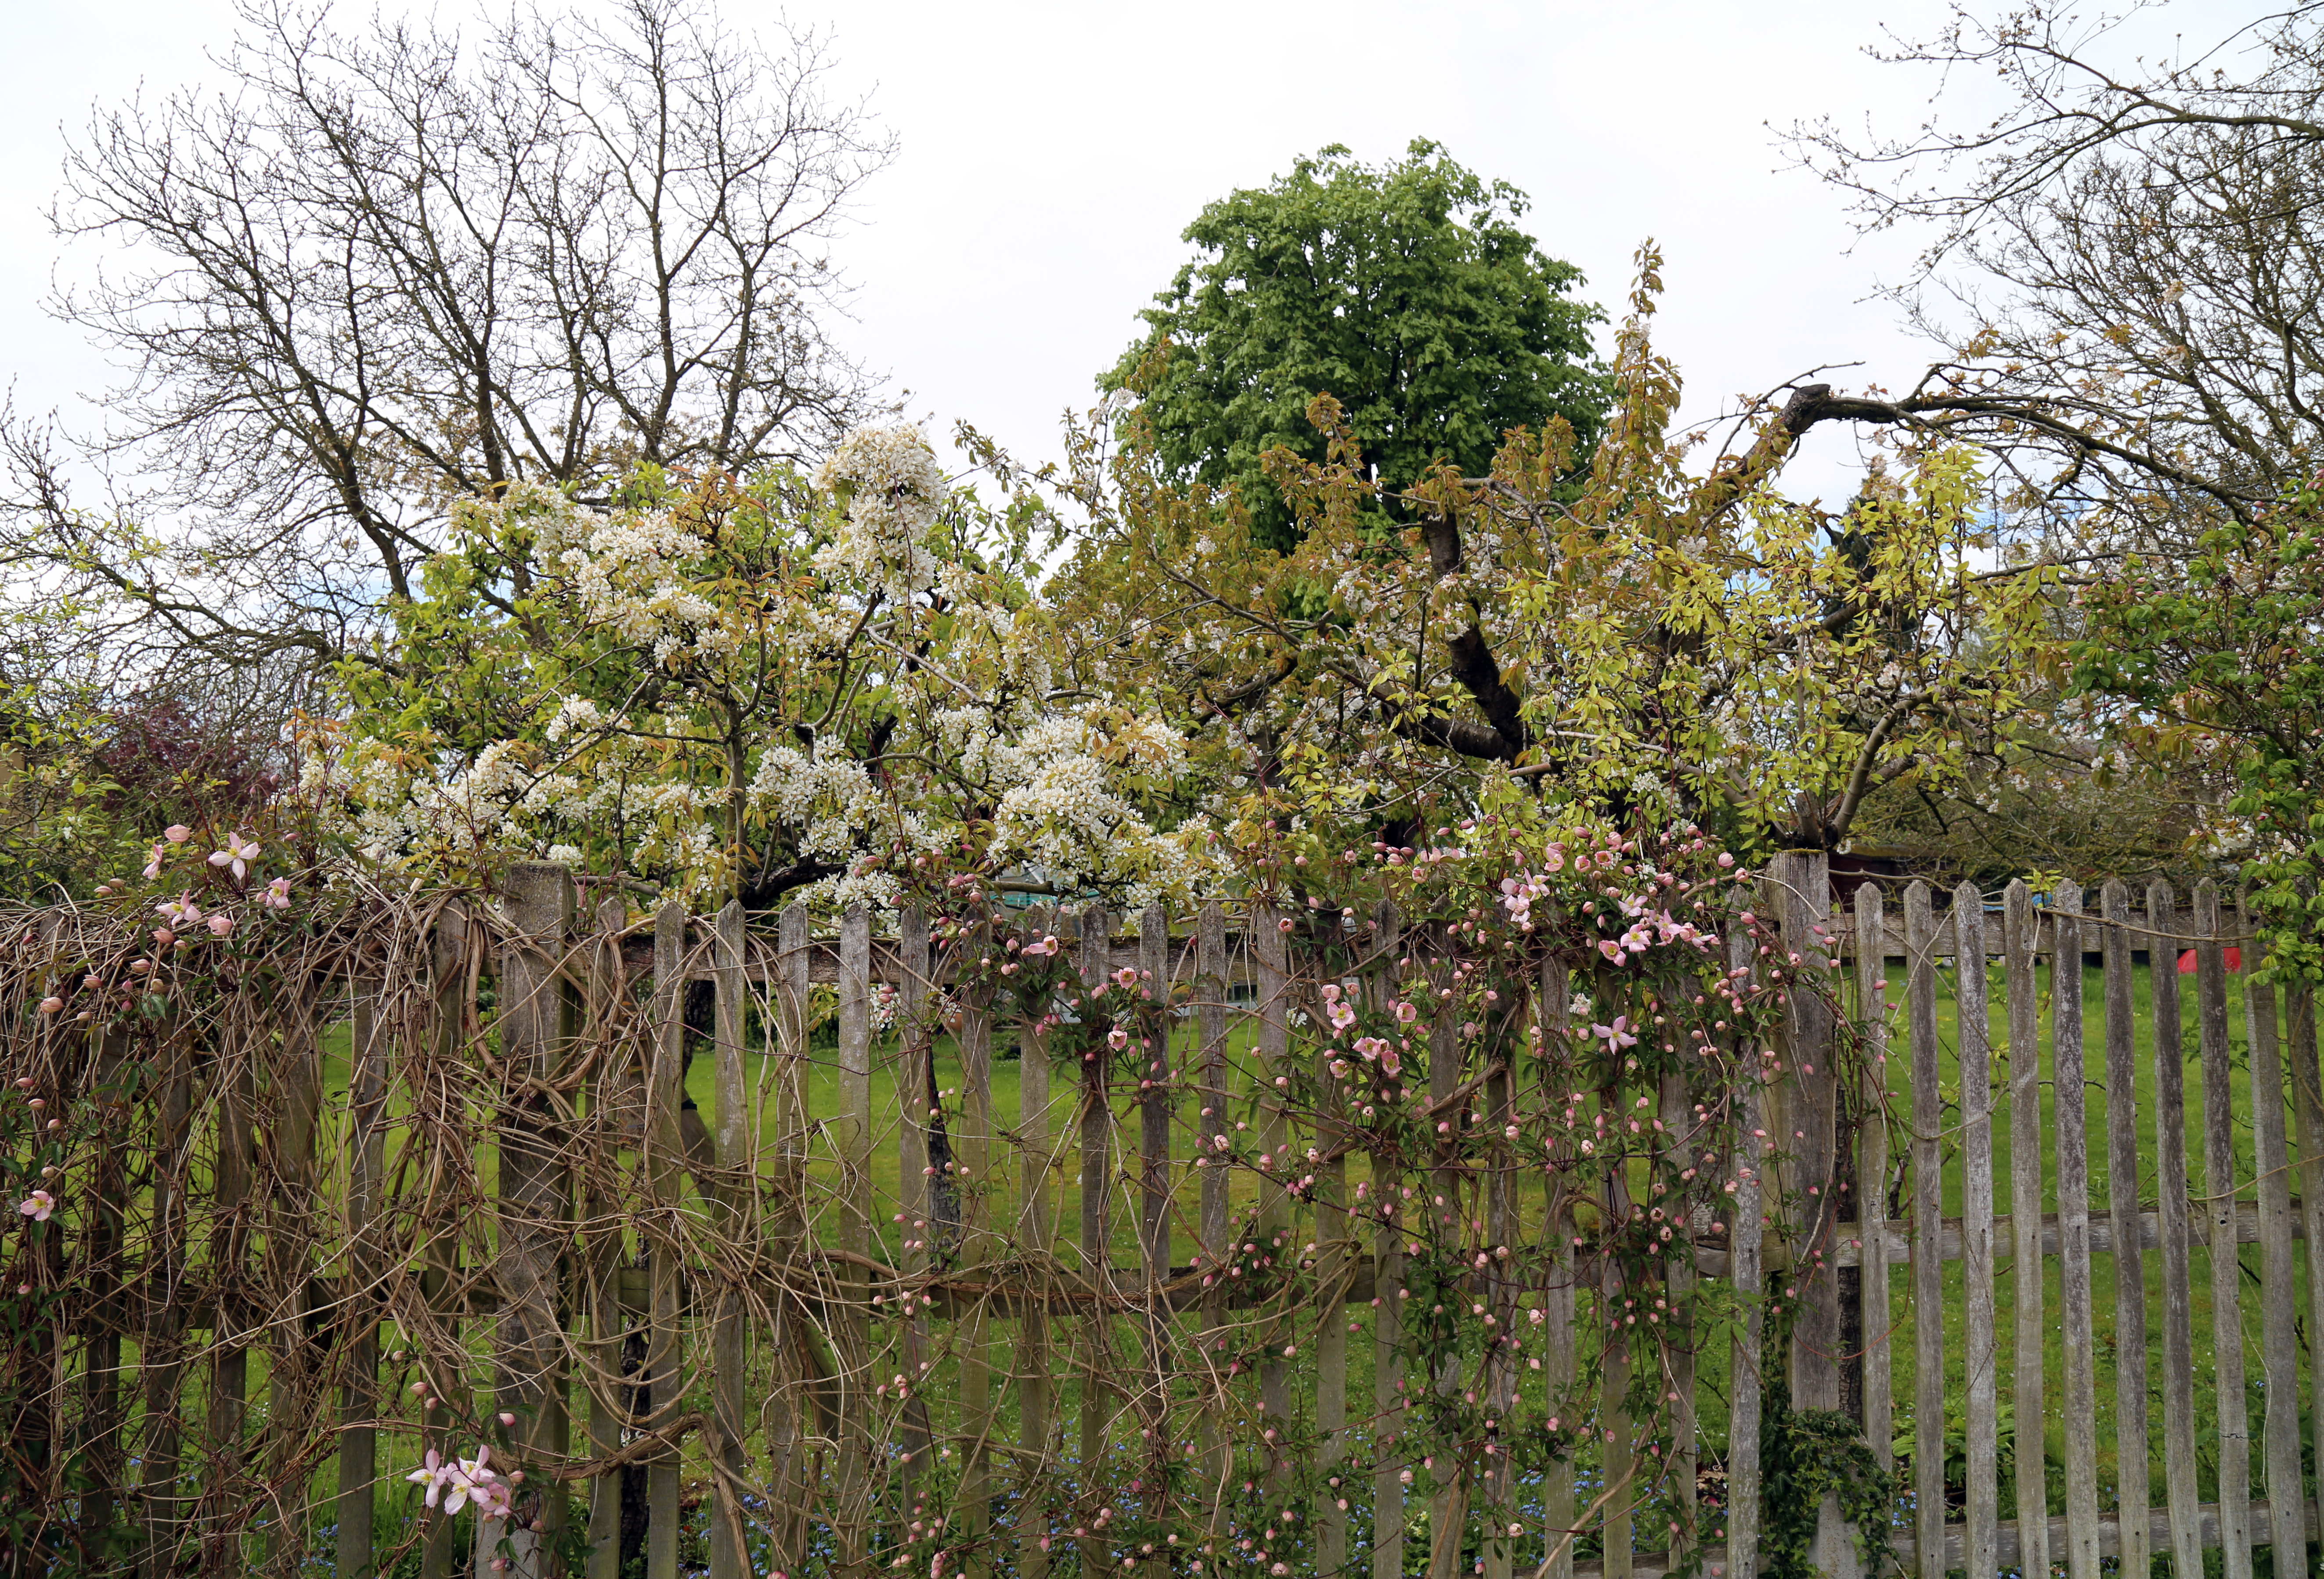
[
  {"left": 420, "top": 916, "right": 470, "bottom": 1579},
  {"left": 707, "top": 900, "right": 749, "bottom": 1579},
  {"left": 1430, "top": 927, "right": 1467, "bottom": 1579},
  {"left": 1853, "top": 883, "right": 1894, "bottom": 1490},
  {"left": 584, "top": 896, "right": 630, "bottom": 1579},
  {"left": 644, "top": 906, "right": 686, "bottom": 1579},
  {"left": 897, "top": 908, "right": 934, "bottom": 1483},
  {"left": 1018, "top": 906, "right": 1055, "bottom": 1579},
  {"left": 338, "top": 975, "right": 388, "bottom": 1579},
  {"left": 1075, "top": 904, "right": 1111, "bottom": 1575},
  {"left": 2149, "top": 879, "right": 2203, "bottom": 1579},
  {"left": 956, "top": 918, "right": 997, "bottom": 1568},
  {"left": 2197, "top": 880, "right": 2255, "bottom": 1579},
  {"left": 1954, "top": 880, "right": 1997, "bottom": 1579},
  {"left": 1252, "top": 905, "right": 1293, "bottom": 1457},
  {"left": 2245, "top": 896, "right": 2307, "bottom": 1570},
  {"left": 2288, "top": 980, "right": 2324, "bottom": 1561},
  {"left": 1486, "top": 994, "right": 1519, "bottom": 1579},
  {"left": 2003, "top": 880, "right": 2049, "bottom": 1579},
  {"left": 1659, "top": 1060, "right": 1696, "bottom": 1575},
  {"left": 206, "top": 1030, "right": 254, "bottom": 1549},
  {"left": 835, "top": 904, "right": 874, "bottom": 1565},
  {"left": 1719, "top": 906, "right": 1760, "bottom": 1579},
  {"left": 1906, "top": 880, "right": 1944, "bottom": 1579},
  {"left": 1137, "top": 905, "right": 1173, "bottom": 1469},
  {"left": 1370, "top": 901, "right": 1407, "bottom": 1579},
  {"left": 2100, "top": 880, "right": 2150, "bottom": 1579},
  {"left": 1195, "top": 899, "right": 1231, "bottom": 1508},
  {"left": 2053, "top": 885, "right": 2100, "bottom": 1579},
  {"left": 493, "top": 865, "right": 577, "bottom": 1579}
]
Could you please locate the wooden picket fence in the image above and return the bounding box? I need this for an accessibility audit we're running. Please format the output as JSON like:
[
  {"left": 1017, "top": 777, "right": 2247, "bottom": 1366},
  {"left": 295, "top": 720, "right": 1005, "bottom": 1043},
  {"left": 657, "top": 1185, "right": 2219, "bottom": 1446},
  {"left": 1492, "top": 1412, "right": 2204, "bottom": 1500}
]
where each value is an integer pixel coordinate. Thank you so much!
[{"left": 5, "top": 856, "right": 2323, "bottom": 1578}]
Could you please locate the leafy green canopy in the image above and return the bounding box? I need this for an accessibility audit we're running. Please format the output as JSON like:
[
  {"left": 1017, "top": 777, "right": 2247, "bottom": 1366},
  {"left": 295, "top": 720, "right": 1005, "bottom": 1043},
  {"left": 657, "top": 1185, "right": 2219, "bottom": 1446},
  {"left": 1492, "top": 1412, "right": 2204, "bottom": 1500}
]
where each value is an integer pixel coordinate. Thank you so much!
[
  {"left": 1108, "top": 140, "right": 1610, "bottom": 548},
  {"left": 2074, "top": 478, "right": 2324, "bottom": 977}
]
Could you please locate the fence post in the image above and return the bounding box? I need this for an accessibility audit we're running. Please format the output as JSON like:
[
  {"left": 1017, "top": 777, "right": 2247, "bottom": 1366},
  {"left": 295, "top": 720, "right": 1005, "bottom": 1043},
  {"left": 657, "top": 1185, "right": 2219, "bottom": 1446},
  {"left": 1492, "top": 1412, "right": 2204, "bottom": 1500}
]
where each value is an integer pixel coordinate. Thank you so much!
[
  {"left": 1721, "top": 896, "right": 1761, "bottom": 1579},
  {"left": 338, "top": 970, "right": 390, "bottom": 1579},
  {"left": 1428, "top": 920, "right": 1468, "bottom": 1579},
  {"left": 139, "top": 1020, "right": 193, "bottom": 1579},
  {"left": 896, "top": 906, "right": 935, "bottom": 1485},
  {"left": 708, "top": 899, "right": 751, "bottom": 1579},
  {"left": 957, "top": 913, "right": 998, "bottom": 1573},
  {"left": 494, "top": 863, "right": 575, "bottom": 1579},
  {"left": 2240, "top": 889, "right": 2305, "bottom": 1568},
  {"left": 585, "top": 894, "right": 631, "bottom": 1579},
  {"left": 1017, "top": 904, "right": 1056, "bottom": 1574},
  {"left": 1770, "top": 851, "right": 1851, "bottom": 1577},
  {"left": 205, "top": 1023, "right": 256, "bottom": 1559},
  {"left": 1194, "top": 901, "right": 1231, "bottom": 1508},
  {"left": 643, "top": 904, "right": 688, "bottom": 1579},
  {"left": 2102, "top": 880, "right": 2152, "bottom": 1578},
  {"left": 1953, "top": 880, "right": 1997, "bottom": 1579},
  {"left": 1368, "top": 900, "right": 1406, "bottom": 1579},
  {"left": 420, "top": 908, "right": 471, "bottom": 1579},
  {"left": 1904, "top": 879, "right": 1943, "bottom": 1579},
  {"left": 1850, "top": 881, "right": 1893, "bottom": 1493},
  {"left": 2145, "top": 879, "right": 2200, "bottom": 1576},
  {"left": 2052, "top": 883, "right": 2101, "bottom": 1579},
  {"left": 835, "top": 903, "right": 874, "bottom": 1563},
  {"left": 1075, "top": 900, "right": 1112, "bottom": 1567},
  {"left": 2003, "top": 880, "right": 2050, "bottom": 1579},
  {"left": 2195, "top": 880, "right": 2255, "bottom": 1579},
  {"left": 2286, "top": 966, "right": 2324, "bottom": 1563}
]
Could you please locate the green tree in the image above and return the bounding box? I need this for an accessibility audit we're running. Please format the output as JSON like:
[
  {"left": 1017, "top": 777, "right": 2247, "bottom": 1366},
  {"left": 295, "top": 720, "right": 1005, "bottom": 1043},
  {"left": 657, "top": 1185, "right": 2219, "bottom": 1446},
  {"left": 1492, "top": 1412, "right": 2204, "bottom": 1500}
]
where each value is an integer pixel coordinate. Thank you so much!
[{"left": 1107, "top": 139, "right": 1610, "bottom": 548}]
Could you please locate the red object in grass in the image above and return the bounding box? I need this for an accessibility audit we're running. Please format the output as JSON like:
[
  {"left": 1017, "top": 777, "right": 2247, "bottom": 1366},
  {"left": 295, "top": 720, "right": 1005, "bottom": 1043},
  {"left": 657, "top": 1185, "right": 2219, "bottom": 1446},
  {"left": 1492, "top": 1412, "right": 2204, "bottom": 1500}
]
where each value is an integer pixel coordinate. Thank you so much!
[{"left": 2177, "top": 947, "right": 2243, "bottom": 973}]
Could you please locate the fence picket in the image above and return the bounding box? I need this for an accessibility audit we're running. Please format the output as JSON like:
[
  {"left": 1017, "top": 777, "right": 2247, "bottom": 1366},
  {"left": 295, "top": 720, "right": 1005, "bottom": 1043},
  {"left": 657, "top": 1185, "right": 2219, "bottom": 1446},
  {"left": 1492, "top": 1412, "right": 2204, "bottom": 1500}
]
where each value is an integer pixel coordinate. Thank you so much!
[
  {"left": 495, "top": 864, "right": 576, "bottom": 1579},
  {"left": 2100, "top": 881, "right": 2151, "bottom": 1579},
  {"left": 338, "top": 972, "right": 389, "bottom": 1579},
  {"left": 584, "top": 895, "right": 629, "bottom": 1579},
  {"left": 1196, "top": 900, "right": 1230, "bottom": 1507},
  {"left": 1371, "top": 901, "right": 1407, "bottom": 1579},
  {"left": 2148, "top": 879, "right": 2202, "bottom": 1577},
  {"left": 2053, "top": 883, "right": 2100, "bottom": 1579},
  {"left": 645, "top": 905, "right": 686, "bottom": 1579},
  {"left": 1852, "top": 882, "right": 1893, "bottom": 1488},
  {"left": 2197, "top": 879, "right": 2255, "bottom": 1579},
  {"left": 1137, "top": 905, "right": 1172, "bottom": 1466},
  {"left": 708, "top": 899, "right": 750, "bottom": 1579},
  {"left": 1290, "top": 906, "right": 1348, "bottom": 1577},
  {"left": 837, "top": 903, "right": 874, "bottom": 1563},
  {"left": 2243, "top": 890, "right": 2307, "bottom": 1568},
  {"left": 1018, "top": 905, "right": 1056, "bottom": 1574},
  {"left": 2288, "top": 980, "right": 2324, "bottom": 1558},
  {"left": 1905, "top": 880, "right": 1943, "bottom": 1579},
  {"left": 1954, "top": 880, "right": 1998, "bottom": 1579},
  {"left": 2004, "top": 880, "right": 2050, "bottom": 1579},
  {"left": 421, "top": 914, "right": 471, "bottom": 1579},
  {"left": 898, "top": 906, "right": 935, "bottom": 1483},
  {"left": 1718, "top": 906, "right": 1760, "bottom": 1579},
  {"left": 1430, "top": 926, "right": 1467, "bottom": 1579},
  {"left": 957, "top": 917, "right": 997, "bottom": 1568},
  {"left": 1076, "top": 903, "right": 1112, "bottom": 1569}
]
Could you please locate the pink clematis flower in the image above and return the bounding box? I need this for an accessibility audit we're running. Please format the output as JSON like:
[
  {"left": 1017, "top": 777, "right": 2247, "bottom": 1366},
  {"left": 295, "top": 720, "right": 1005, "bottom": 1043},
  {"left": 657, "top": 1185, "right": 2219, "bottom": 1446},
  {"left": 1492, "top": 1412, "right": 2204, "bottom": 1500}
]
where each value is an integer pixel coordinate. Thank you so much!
[
  {"left": 163, "top": 825, "right": 192, "bottom": 844},
  {"left": 262, "top": 877, "right": 292, "bottom": 910},
  {"left": 155, "top": 894, "right": 203, "bottom": 928},
  {"left": 143, "top": 843, "right": 166, "bottom": 880},
  {"left": 209, "top": 833, "right": 261, "bottom": 882},
  {"left": 206, "top": 915, "right": 237, "bottom": 939},
  {"left": 405, "top": 1448, "right": 459, "bottom": 1509},
  {"left": 18, "top": 1190, "right": 55, "bottom": 1222},
  {"left": 1393, "top": 1002, "right": 1418, "bottom": 1024},
  {"left": 1593, "top": 1017, "right": 1639, "bottom": 1050},
  {"left": 1106, "top": 1027, "right": 1129, "bottom": 1051},
  {"left": 1112, "top": 968, "right": 1138, "bottom": 990}
]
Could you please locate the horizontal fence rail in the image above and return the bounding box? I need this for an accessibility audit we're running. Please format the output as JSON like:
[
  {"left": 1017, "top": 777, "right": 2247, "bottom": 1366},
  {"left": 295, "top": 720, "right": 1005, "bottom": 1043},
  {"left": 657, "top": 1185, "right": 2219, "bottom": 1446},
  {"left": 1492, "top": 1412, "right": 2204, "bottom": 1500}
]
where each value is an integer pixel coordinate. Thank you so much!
[{"left": 1, "top": 861, "right": 2320, "bottom": 1579}]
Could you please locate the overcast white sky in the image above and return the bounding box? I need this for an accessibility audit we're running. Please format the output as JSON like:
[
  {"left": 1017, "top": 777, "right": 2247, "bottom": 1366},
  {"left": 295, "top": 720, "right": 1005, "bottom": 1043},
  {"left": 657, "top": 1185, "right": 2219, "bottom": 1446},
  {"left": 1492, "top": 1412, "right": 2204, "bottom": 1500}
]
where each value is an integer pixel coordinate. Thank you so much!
[{"left": 0, "top": 0, "right": 2258, "bottom": 514}]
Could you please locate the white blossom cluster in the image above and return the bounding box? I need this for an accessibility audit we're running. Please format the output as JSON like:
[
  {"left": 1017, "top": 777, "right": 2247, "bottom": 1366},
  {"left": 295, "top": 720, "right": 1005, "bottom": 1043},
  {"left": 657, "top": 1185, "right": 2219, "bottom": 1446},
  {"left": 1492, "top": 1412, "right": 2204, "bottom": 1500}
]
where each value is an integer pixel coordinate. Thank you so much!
[{"left": 813, "top": 425, "right": 945, "bottom": 601}]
